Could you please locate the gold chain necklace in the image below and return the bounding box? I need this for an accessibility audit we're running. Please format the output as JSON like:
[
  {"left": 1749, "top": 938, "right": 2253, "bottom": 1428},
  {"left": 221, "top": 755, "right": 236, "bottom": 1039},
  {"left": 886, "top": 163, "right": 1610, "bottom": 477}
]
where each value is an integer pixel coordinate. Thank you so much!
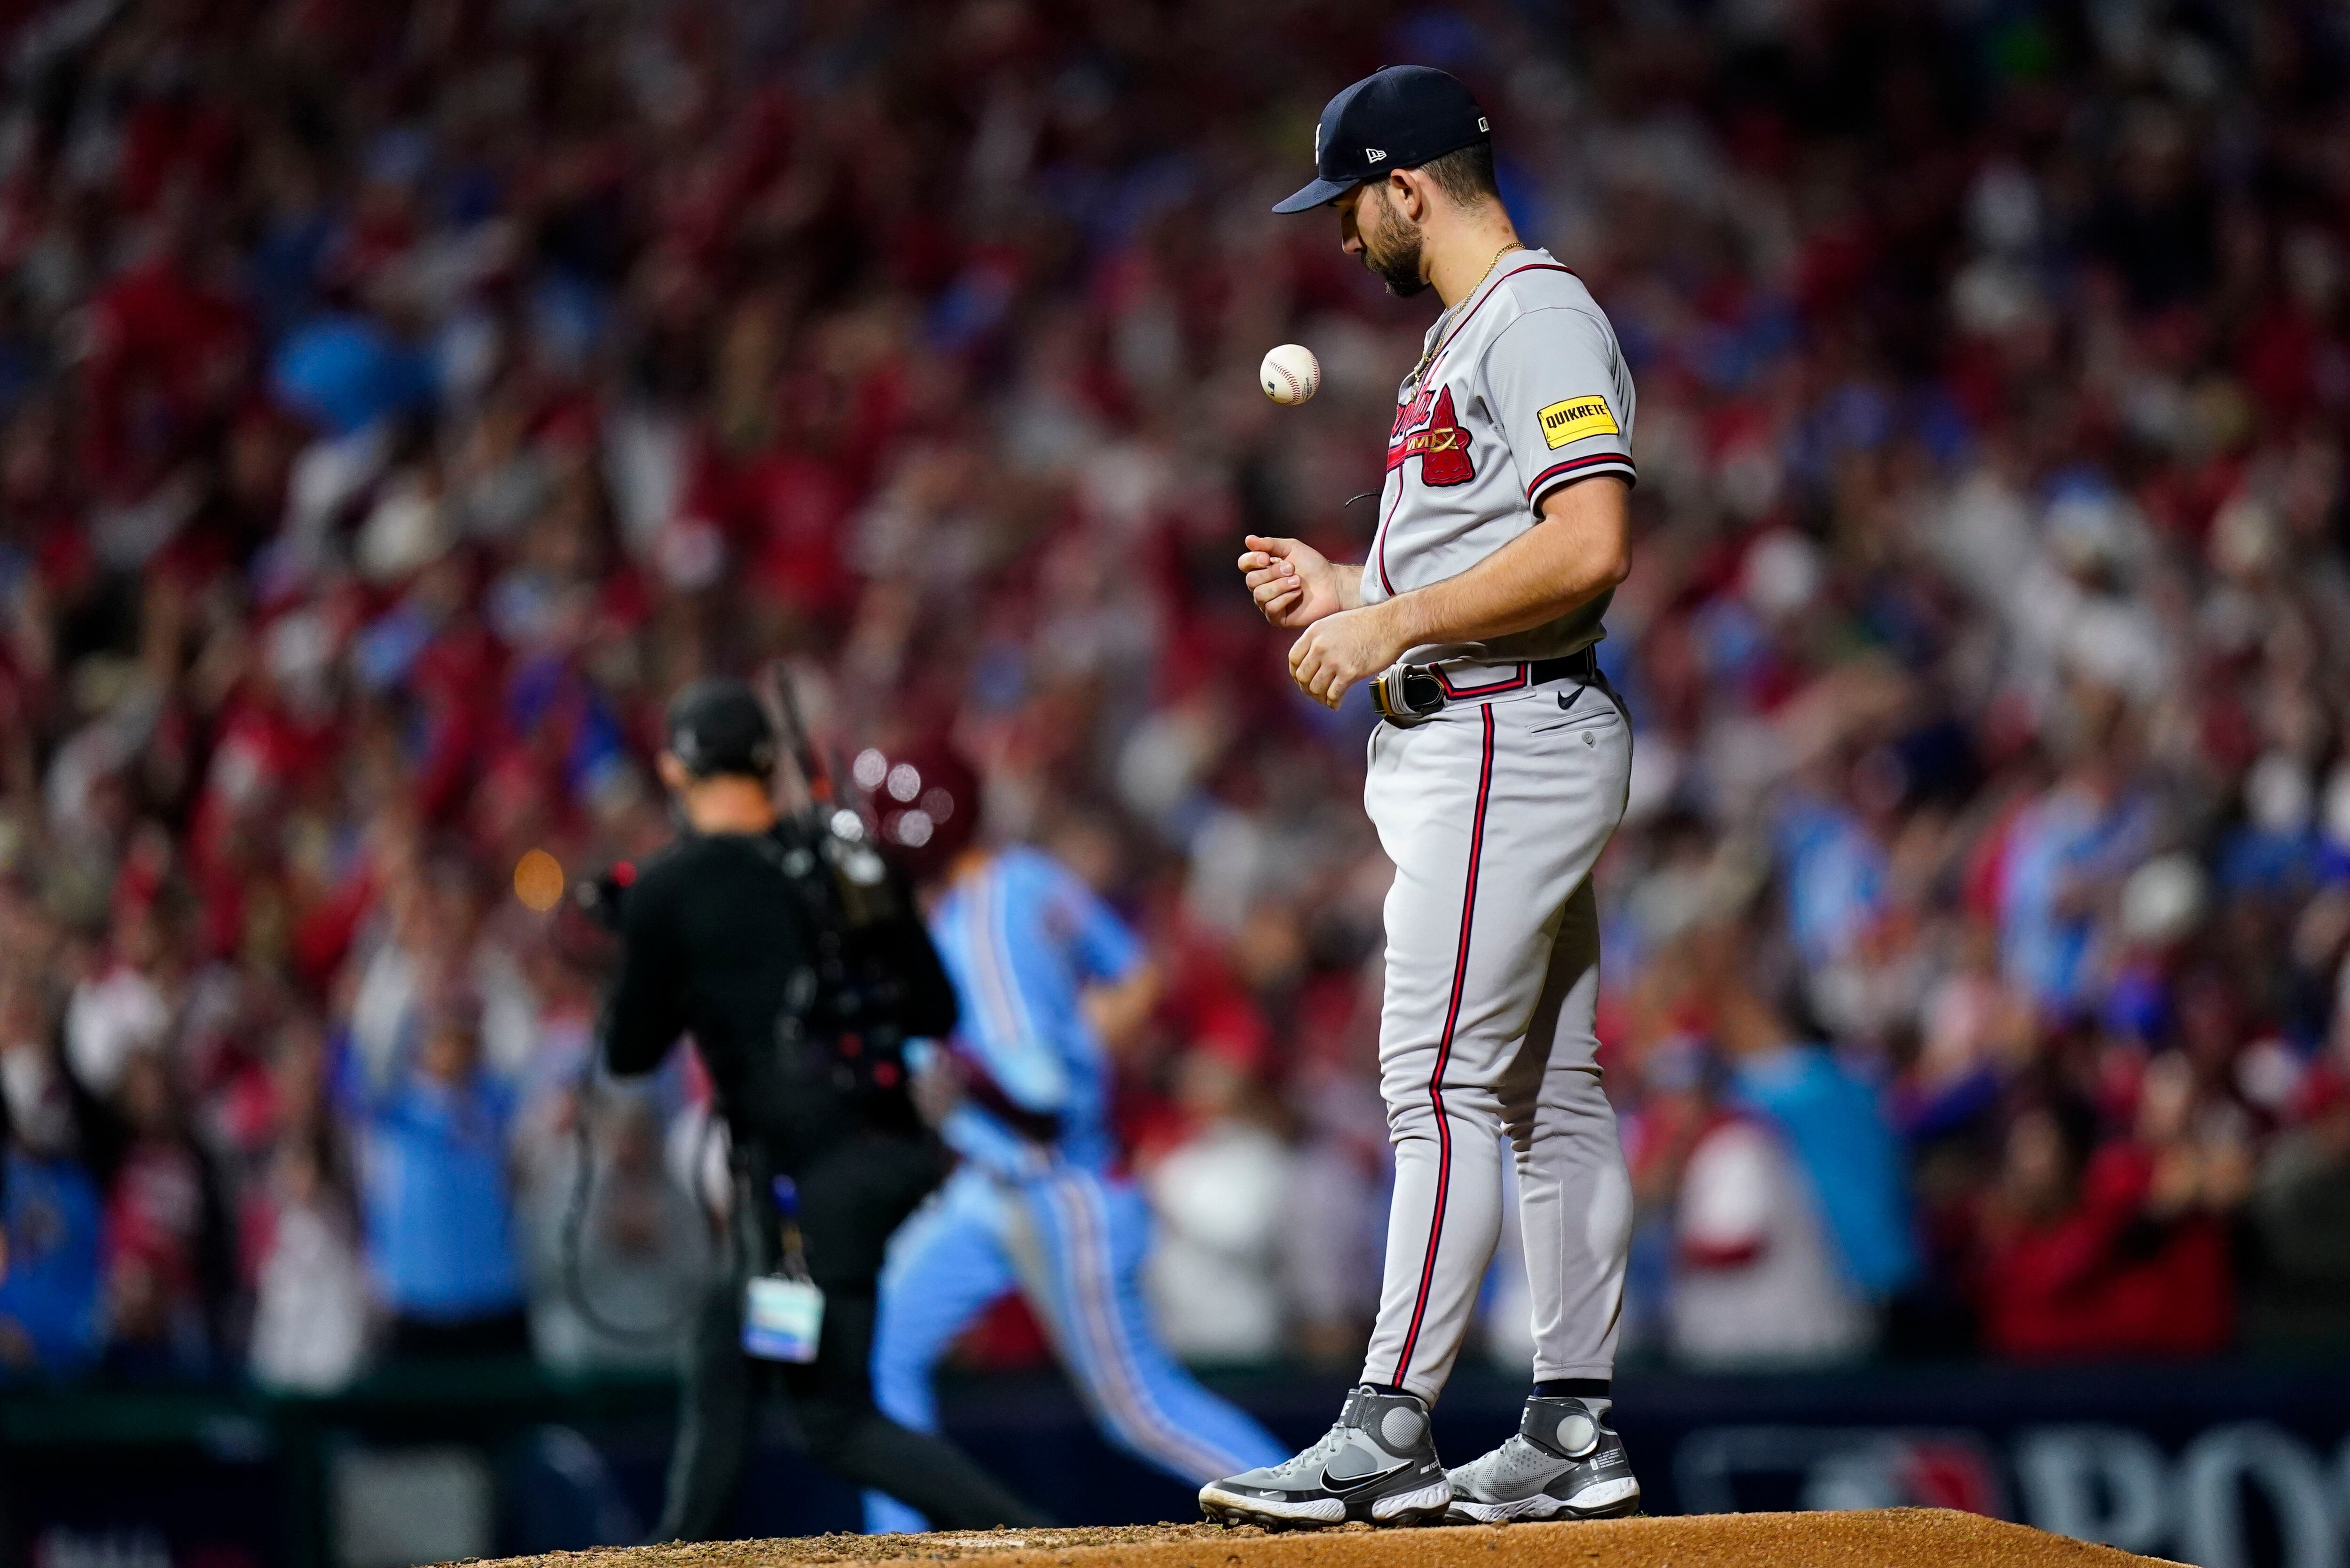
[
  {"left": 1406, "top": 241, "right": 1527, "bottom": 391},
  {"left": 1479, "top": 238, "right": 1526, "bottom": 279}
]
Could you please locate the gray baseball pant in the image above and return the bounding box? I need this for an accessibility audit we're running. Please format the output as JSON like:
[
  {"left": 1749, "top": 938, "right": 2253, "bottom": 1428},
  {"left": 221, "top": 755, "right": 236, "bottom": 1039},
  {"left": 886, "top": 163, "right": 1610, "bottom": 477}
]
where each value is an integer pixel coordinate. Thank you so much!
[{"left": 1357, "top": 680, "right": 1635, "bottom": 1403}]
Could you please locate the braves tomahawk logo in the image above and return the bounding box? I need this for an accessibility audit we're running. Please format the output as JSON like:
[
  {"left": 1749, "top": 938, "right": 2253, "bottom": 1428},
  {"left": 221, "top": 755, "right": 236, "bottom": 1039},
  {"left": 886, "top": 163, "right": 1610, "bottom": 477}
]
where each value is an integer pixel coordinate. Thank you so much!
[{"left": 1387, "top": 383, "right": 1474, "bottom": 487}]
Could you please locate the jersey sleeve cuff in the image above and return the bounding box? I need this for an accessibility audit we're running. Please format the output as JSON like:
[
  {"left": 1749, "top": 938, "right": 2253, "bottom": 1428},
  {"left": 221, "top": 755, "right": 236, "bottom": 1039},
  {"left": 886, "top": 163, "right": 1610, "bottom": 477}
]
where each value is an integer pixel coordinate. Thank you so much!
[{"left": 1527, "top": 452, "right": 1637, "bottom": 506}]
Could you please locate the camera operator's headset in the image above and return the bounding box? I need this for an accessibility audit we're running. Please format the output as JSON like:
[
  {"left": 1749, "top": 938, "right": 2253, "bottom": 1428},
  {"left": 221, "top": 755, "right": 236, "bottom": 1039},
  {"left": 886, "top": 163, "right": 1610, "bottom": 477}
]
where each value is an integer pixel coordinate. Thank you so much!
[{"left": 556, "top": 671, "right": 905, "bottom": 1345}]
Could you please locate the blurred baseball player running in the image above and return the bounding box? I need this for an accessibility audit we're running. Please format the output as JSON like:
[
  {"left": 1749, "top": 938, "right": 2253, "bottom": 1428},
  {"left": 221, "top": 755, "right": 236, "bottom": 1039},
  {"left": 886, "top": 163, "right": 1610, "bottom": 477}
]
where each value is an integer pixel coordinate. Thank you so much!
[
  {"left": 1199, "top": 66, "right": 1640, "bottom": 1529},
  {"left": 860, "top": 744, "right": 1286, "bottom": 1535}
]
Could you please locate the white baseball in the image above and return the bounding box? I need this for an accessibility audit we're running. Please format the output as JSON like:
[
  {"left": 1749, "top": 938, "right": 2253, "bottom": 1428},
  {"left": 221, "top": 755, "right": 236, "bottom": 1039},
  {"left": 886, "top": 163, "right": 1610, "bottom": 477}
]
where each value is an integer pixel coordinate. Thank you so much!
[{"left": 1259, "top": 343, "right": 1321, "bottom": 405}]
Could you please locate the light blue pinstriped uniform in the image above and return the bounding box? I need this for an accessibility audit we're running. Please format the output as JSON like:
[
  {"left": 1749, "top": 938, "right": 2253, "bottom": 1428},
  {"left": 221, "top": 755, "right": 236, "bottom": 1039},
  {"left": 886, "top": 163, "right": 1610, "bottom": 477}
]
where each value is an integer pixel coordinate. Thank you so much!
[{"left": 864, "top": 848, "right": 1285, "bottom": 1533}]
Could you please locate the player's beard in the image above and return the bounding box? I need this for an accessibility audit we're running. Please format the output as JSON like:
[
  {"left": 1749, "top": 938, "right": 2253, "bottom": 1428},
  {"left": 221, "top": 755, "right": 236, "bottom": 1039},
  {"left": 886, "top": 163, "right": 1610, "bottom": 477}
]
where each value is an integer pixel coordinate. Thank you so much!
[{"left": 1360, "top": 187, "right": 1429, "bottom": 298}]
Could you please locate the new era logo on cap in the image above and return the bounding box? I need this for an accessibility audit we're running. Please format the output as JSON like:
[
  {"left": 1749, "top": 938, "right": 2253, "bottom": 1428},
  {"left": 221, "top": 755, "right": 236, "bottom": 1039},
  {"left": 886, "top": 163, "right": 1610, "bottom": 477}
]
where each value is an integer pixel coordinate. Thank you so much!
[{"left": 1273, "top": 65, "right": 1492, "bottom": 213}]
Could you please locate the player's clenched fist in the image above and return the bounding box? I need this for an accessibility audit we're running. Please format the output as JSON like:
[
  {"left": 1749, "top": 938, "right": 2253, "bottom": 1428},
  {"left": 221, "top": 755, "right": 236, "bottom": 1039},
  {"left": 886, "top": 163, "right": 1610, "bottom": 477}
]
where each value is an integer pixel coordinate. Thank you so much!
[
  {"left": 1289, "top": 604, "right": 1406, "bottom": 709},
  {"left": 1238, "top": 534, "right": 1347, "bottom": 629}
]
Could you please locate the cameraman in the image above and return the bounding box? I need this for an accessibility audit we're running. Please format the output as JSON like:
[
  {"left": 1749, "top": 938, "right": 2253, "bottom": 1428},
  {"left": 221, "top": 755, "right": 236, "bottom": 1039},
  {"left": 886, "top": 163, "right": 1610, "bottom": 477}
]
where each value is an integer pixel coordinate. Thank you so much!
[{"left": 600, "top": 677, "right": 1043, "bottom": 1539}]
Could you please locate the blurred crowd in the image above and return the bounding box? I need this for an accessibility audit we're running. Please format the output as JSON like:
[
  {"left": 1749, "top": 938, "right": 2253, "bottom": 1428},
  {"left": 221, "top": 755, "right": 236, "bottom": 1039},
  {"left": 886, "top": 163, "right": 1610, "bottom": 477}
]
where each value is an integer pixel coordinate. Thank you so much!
[{"left": 4, "top": 0, "right": 2350, "bottom": 1391}]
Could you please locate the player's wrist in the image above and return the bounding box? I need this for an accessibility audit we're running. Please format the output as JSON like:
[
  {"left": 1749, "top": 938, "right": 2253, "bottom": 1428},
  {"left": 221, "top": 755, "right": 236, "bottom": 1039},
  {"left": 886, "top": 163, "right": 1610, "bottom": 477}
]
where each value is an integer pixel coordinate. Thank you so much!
[{"left": 1372, "top": 591, "right": 1432, "bottom": 656}]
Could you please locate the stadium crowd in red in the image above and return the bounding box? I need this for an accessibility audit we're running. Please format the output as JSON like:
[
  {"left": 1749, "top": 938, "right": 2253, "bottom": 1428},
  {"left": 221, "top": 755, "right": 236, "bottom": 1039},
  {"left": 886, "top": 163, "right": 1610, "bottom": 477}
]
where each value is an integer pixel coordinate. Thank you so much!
[{"left": 2, "top": 0, "right": 2348, "bottom": 1385}]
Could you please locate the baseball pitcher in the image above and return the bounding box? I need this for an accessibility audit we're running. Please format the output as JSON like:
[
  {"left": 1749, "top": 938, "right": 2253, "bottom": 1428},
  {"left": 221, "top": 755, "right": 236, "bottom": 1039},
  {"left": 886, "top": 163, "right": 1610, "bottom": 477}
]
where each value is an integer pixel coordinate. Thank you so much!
[{"left": 1199, "top": 65, "right": 1641, "bottom": 1529}]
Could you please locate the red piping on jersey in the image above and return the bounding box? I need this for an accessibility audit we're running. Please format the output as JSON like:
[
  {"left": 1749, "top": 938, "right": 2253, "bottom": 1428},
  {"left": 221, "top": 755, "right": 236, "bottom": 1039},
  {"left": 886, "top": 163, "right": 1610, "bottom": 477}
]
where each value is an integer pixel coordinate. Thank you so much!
[
  {"left": 1434, "top": 663, "right": 1529, "bottom": 698},
  {"left": 1525, "top": 451, "right": 1637, "bottom": 501},
  {"left": 1371, "top": 485, "right": 1400, "bottom": 597},
  {"left": 1419, "top": 262, "right": 1582, "bottom": 387},
  {"left": 1390, "top": 703, "right": 1496, "bottom": 1390}
]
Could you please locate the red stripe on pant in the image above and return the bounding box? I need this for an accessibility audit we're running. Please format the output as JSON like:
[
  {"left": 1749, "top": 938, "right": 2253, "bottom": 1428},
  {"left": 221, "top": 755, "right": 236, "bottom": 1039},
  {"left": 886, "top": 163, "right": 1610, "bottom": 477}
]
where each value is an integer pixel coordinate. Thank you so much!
[{"left": 1389, "top": 703, "right": 1496, "bottom": 1388}]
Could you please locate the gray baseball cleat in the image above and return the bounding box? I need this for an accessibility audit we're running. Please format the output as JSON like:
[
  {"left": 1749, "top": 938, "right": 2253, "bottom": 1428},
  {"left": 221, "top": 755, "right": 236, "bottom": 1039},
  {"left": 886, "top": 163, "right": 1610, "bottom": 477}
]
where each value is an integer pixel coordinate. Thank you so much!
[
  {"left": 1443, "top": 1396, "right": 1642, "bottom": 1523},
  {"left": 1198, "top": 1385, "right": 1451, "bottom": 1529}
]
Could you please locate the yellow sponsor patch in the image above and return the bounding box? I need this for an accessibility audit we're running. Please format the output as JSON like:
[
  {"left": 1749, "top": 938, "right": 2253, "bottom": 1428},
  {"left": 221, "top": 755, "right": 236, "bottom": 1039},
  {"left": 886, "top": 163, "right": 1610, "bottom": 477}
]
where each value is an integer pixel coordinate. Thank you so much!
[{"left": 1539, "top": 395, "right": 1619, "bottom": 448}]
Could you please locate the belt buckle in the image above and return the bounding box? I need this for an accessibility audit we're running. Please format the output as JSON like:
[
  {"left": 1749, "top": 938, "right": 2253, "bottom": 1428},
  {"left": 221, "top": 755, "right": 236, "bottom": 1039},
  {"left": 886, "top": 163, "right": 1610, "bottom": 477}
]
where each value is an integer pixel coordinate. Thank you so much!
[{"left": 1371, "top": 665, "right": 1444, "bottom": 723}]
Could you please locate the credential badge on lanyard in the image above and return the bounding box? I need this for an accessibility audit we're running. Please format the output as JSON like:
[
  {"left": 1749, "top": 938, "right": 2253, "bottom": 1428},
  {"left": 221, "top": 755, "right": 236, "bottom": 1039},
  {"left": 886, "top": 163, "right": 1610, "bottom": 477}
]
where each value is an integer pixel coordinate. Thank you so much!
[{"left": 742, "top": 1175, "right": 824, "bottom": 1363}]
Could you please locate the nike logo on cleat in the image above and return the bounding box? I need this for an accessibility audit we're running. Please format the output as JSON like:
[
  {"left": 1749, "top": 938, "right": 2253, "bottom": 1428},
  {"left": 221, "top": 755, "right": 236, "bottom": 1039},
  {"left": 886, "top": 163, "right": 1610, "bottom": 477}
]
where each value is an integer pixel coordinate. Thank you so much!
[{"left": 1318, "top": 1461, "right": 1411, "bottom": 1496}]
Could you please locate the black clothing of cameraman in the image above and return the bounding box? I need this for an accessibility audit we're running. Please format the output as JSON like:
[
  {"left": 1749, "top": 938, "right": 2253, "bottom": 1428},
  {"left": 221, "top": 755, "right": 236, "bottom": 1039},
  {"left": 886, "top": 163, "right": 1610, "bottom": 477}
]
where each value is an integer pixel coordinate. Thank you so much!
[
  {"left": 599, "top": 679, "right": 1043, "bottom": 1540},
  {"left": 601, "top": 820, "right": 951, "bottom": 1154}
]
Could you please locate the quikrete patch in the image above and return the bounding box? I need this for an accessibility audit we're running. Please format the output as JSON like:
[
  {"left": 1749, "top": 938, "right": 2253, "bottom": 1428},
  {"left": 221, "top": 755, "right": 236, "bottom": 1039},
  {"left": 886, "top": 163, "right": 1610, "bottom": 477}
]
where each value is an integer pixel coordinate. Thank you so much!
[{"left": 1538, "top": 396, "right": 1619, "bottom": 448}]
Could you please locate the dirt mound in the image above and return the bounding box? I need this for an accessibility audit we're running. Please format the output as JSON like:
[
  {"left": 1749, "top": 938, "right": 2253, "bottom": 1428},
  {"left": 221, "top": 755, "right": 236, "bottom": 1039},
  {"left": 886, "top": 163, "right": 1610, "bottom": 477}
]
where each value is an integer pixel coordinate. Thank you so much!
[{"left": 475, "top": 1509, "right": 2176, "bottom": 1568}]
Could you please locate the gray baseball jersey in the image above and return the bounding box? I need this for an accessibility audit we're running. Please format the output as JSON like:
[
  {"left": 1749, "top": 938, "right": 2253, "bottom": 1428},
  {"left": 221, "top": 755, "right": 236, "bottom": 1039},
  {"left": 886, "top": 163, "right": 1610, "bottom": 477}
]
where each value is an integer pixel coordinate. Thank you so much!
[
  {"left": 1363, "top": 250, "right": 1636, "bottom": 681},
  {"left": 1351, "top": 250, "right": 1637, "bottom": 1403}
]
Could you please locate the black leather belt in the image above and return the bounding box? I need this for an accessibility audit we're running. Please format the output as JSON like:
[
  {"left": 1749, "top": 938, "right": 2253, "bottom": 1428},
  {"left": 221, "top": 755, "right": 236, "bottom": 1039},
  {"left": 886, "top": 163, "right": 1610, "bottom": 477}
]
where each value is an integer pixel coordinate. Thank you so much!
[{"left": 1370, "top": 647, "right": 1599, "bottom": 723}]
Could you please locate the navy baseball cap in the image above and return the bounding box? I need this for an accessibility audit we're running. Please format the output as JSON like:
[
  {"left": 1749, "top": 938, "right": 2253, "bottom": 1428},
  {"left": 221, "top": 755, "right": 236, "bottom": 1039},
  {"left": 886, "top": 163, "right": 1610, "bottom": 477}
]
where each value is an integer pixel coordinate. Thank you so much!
[{"left": 1272, "top": 66, "right": 1491, "bottom": 214}]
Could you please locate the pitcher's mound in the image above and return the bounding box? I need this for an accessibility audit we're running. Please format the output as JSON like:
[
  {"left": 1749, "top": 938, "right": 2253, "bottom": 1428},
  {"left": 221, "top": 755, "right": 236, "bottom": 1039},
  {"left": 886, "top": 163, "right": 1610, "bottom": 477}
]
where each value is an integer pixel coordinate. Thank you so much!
[{"left": 481, "top": 1508, "right": 2176, "bottom": 1568}]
